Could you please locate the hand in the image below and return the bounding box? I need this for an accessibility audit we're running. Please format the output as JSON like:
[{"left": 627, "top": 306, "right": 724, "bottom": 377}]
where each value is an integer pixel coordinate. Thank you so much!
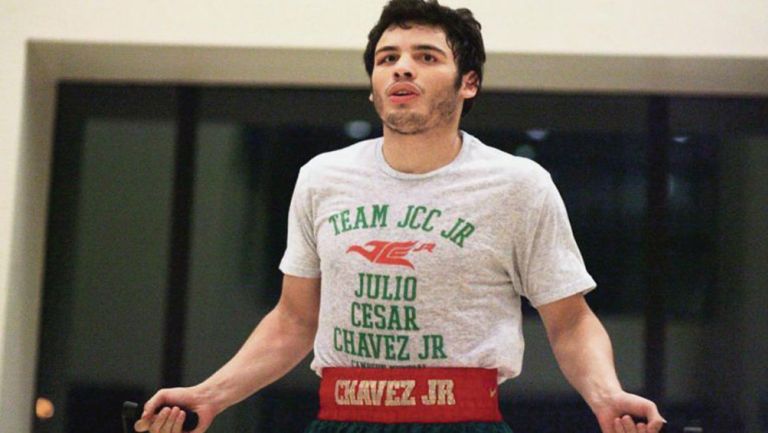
[
  {"left": 133, "top": 386, "right": 218, "bottom": 433},
  {"left": 591, "top": 391, "right": 666, "bottom": 433}
]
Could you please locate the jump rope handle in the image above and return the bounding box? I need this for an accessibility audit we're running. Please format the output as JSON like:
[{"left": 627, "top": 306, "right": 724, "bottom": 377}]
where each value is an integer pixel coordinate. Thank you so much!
[{"left": 122, "top": 401, "right": 199, "bottom": 433}]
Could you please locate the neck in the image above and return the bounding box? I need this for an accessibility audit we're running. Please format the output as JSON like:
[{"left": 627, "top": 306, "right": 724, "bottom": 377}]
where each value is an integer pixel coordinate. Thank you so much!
[{"left": 380, "top": 126, "right": 463, "bottom": 174}]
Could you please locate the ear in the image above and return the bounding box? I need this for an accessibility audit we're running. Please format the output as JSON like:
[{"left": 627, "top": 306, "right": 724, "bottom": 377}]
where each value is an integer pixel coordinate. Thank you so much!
[{"left": 460, "top": 71, "right": 479, "bottom": 99}]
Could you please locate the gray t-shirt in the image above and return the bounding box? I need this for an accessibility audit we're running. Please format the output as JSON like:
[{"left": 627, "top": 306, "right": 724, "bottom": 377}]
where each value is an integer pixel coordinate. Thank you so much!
[{"left": 279, "top": 131, "right": 596, "bottom": 383}]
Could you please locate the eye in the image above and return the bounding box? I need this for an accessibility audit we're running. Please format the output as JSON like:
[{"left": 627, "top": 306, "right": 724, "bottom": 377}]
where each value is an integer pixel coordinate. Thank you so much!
[
  {"left": 422, "top": 53, "right": 437, "bottom": 63},
  {"left": 377, "top": 54, "right": 398, "bottom": 65}
]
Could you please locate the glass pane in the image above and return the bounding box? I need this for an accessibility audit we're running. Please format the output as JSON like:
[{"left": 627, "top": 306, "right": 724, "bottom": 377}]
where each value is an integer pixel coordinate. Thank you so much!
[
  {"left": 665, "top": 96, "right": 768, "bottom": 431},
  {"left": 36, "top": 84, "right": 177, "bottom": 433}
]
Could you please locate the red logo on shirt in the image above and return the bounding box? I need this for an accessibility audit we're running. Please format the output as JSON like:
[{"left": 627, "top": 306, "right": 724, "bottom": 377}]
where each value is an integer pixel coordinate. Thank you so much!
[{"left": 346, "top": 240, "right": 436, "bottom": 269}]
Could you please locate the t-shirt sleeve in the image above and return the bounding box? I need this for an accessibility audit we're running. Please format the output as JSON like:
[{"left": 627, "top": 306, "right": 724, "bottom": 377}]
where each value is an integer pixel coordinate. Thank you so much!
[
  {"left": 514, "top": 175, "right": 596, "bottom": 308},
  {"left": 279, "top": 167, "right": 321, "bottom": 278}
]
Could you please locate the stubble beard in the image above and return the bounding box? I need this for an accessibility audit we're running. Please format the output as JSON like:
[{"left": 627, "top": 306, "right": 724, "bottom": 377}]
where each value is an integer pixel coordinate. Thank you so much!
[{"left": 373, "top": 85, "right": 460, "bottom": 135}]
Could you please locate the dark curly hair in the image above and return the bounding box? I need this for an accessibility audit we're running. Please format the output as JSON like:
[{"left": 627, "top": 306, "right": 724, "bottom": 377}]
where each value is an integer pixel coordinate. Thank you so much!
[{"left": 364, "top": 0, "right": 486, "bottom": 116}]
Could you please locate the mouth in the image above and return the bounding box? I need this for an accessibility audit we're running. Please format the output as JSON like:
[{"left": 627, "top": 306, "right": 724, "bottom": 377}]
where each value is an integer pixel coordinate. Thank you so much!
[{"left": 387, "top": 83, "right": 421, "bottom": 105}]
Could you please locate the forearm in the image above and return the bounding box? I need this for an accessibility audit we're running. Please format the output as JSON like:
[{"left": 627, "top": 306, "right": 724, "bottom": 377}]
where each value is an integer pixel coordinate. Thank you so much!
[
  {"left": 547, "top": 310, "right": 623, "bottom": 411},
  {"left": 194, "top": 304, "right": 317, "bottom": 414}
]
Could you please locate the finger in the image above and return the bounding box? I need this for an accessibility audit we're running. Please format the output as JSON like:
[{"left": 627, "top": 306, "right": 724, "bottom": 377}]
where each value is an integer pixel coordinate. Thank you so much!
[
  {"left": 621, "top": 394, "right": 665, "bottom": 433},
  {"left": 143, "top": 392, "right": 167, "bottom": 420},
  {"left": 647, "top": 420, "right": 666, "bottom": 433},
  {"left": 150, "top": 407, "right": 171, "bottom": 433},
  {"left": 172, "top": 410, "right": 186, "bottom": 433},
  {"left": 637, "top": 422, "right": 648, "bottom": 433},
  {"left": 621, "top": 415, "right": 637, "bottom": 433},
  {"left": 646, "top": 412, "right": 666, "bottom": 433},
  {"left": 614, "top": 417, "right": 627, "bottom": 433},
  {"left": 134, "top": 418, "right": 150, "bottom": 432},
  {"left": 160, "top": 407, "right": 181, "bottom": 433},
  {"left": 642, "top": 403, "right": 666, "bottom": 432}
]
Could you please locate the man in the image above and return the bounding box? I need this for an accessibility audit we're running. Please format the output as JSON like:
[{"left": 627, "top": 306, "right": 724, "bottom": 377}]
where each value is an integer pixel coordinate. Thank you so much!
[{"left": 135, "top": 1, "right": 666, "bottom": 432}]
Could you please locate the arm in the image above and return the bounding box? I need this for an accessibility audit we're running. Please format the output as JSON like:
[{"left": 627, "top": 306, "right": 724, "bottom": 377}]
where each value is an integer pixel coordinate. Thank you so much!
[
  {"left": 136, "top": 274, "right": 320, "bottom": 433},
  {"left": 538, "top": 294, "right": 666, "bottom": 433},
  {"left": 197, "top": 274, "right": 320, "bottom": 411}
]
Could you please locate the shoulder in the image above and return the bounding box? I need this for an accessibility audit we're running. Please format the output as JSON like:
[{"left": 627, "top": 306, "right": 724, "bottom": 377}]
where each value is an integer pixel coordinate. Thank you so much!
[
  {"left": 304, "top": 138, "right": 379, "bottom": 169},
  {"left": 298, "top": 138, "right": 379, "bottom": 178},
  {"left": 462, "top": 132, "right": 553, "bottom": 192}
]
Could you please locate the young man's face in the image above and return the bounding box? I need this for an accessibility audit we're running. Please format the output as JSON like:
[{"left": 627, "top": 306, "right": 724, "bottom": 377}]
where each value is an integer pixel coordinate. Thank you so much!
[{"left": 370, "top": 23, "right": 478, "bottom": 135}]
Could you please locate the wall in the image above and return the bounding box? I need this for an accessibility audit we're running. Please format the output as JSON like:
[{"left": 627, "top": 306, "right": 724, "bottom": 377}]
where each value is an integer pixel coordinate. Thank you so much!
[{"left": 2, "top": 1, "right": 768, "bottom": 432}]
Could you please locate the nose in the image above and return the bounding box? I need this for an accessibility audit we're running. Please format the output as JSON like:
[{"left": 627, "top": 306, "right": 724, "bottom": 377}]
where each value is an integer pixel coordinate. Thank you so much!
[
  {"left": 394, "top": 69, "right": 413, "bottom": 79},
  {"left": 393, "top": 55, "right": 415, "bottom": 80}
]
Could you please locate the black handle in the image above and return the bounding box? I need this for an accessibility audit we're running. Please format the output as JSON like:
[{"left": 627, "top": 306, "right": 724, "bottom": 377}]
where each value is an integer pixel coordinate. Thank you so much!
[{"left": 122, "top": 401, "right": 199, "bottom": 432}]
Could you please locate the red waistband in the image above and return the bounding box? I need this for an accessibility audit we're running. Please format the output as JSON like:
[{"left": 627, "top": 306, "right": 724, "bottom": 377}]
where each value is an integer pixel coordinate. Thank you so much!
[{"left": 318, "top": 367, "right": 502, "bottom": 424}]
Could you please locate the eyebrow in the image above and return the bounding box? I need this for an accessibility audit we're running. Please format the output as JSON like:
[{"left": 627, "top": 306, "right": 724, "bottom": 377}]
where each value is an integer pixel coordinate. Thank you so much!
[{"left": 374, "top": 44, "right": 449, "bottom": 57}]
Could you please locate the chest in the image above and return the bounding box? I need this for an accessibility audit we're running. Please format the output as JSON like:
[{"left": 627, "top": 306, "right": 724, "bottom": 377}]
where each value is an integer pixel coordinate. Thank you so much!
[{"left": 311, "top": 178, "right": 521, "bottom": 285}]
